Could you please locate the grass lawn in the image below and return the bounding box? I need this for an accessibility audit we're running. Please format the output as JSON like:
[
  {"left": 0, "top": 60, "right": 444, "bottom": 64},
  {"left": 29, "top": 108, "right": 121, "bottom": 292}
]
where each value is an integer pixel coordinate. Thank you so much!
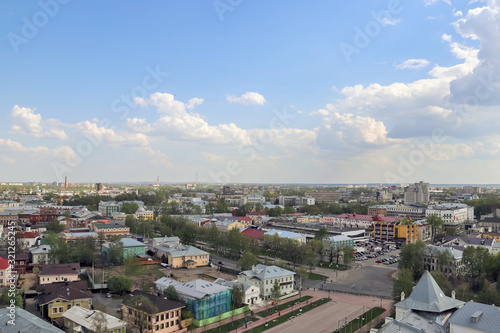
[
  {"left": 201, "top": 316, "right": 258, "bottom": 333},
  {"left": 307, "top": 272, "right": 329, "bottom": 280},
  {"left": 246, "top": 298, "right": 331, "bottom": 333},
  {"left": 318, "top": 262, "right": 349, "bottom": 271},
  {"left": 198, "top": 273, "right": 217, "bottom": 281},
  {"left": 255, "top": 296, "right": 313, "bottom": 317},
  {"left": 333, "top": 307, "right": 385, "bottom": 333}
]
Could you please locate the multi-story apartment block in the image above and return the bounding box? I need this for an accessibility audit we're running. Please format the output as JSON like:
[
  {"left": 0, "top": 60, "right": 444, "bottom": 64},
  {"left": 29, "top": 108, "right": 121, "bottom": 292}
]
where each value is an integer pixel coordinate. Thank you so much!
[
  {"left": 368, "top": 204, "right": 426, "bottom": 220},
  {"left": 403, "top": 181, "right": 430, "bottom": 205},
  {"left": 426, "top": 203, "right": 474, "bottom": 225},
  {"left": 373, "top": 220, "right": 419, "bottom": 244}
]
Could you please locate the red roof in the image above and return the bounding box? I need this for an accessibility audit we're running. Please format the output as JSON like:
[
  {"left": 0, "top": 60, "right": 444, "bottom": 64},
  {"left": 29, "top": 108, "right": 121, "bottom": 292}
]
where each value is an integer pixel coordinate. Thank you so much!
[
  {"left": 0, "top": 258, "right": 10, "bottom": 270},
  {"left": 16, "top": 231, "right": 40, "bottom": 239},
  {"left": 241, "top": 228, "right": 266, "bottom": 240},
  {"left": 247, "top": 211, "right": 268, "bottom": 216}
]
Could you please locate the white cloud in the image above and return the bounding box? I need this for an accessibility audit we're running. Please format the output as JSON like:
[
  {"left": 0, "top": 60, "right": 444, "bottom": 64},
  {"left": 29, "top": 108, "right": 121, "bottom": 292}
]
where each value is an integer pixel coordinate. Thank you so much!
[
  {"left": 425, "top": 0, "right": 451, "bottom": 6},
  {"left": 186, "top": 97, "right": 204, "bottom": 110},
  {"left": 77, "top": 120, "right": 149, "bottom": 147},
  {"left": 395, "top": 59, "right": 431, "bottom": 70},
  {"left": 10, "top": 105, "right": 68, "bottom": 140},
  {"left": 0, "top": 138, "right": 76, "bottom": 161},
  {"left": 226, "top": 92, "right": 266, "bottom": 105},
  {"left": 382, "top": 17, "right": 401, "bottom": 26}
]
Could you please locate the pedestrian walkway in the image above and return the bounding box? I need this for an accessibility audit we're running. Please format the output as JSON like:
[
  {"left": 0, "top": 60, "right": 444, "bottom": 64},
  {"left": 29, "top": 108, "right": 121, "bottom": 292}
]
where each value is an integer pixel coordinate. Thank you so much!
[{"left": 193, "top": 289, "right": 392, "bottom": 333}]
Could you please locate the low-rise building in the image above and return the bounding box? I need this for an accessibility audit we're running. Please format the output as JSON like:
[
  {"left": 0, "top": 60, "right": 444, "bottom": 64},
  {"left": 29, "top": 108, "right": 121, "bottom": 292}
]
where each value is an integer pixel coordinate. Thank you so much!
[
  {"left": 102, "top": 238, "right": 147, "bottom": 259},
  {"left": 154, "top": 278, "right": 231, "bottom": 321},
  {"left": 122, "top": 290, "right": 187, "bottom": 333},
  {"left": 30, "top": 244, "right": 53, "bottom": 265},
  {"left": 237, "top": 265, "right": 295, "bottom": 300},
  {"left": 154, "top": 244, "right": 209, "bottom": 269},
  {"left": 135, "top": 207, "right": 154, "bottom": 220},
  {"left": 448, "top": 301, "right": 500, "bottom": 333},
  {"left": 442, "top": 235, "right": 495, "bottom": 253},
  {"left": 426, "top": 203, "right": 474, "bottom": 226},
  {"left": 63, "top": 306, "right": 127, "bottom": 333},
  {"left": 35, "top": 281, "right": 93, "bottom": 325},
  {"left": 325, "top": 234, "right": 354, "bottom": 249},
  {"left": 423, "top": 245, "right": 464, "bottom": 277},
  {"left": 0, "top": 257, "right": 12, "bottom": 287},
  {"left": 93, "top": 223, "right": 130, "bottom": 237},
  {"left": 38, "top": 263, "right": 80, "bottom": 285}
]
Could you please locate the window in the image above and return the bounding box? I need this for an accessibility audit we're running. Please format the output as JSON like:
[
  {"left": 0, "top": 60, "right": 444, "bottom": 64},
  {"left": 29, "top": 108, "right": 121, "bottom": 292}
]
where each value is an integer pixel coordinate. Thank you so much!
[
  {"left": 161, "top": 314, "right": 164, "bottom": 320},
  {"left": 171, "top": 321, "right": 174, "bottom": 326},
  {"left": 156, "top": 315, "right": 159, "bottom": 321}
]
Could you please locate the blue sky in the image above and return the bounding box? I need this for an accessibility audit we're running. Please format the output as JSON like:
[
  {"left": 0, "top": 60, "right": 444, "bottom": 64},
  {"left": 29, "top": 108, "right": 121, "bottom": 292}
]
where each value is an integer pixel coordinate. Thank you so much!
[{"left": 1, "top": 0, "right": 499, "bottom": 184}]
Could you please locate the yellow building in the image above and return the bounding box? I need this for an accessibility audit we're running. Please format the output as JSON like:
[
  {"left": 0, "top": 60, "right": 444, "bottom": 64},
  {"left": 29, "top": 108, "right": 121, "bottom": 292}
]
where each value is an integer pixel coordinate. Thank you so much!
[
  {"left": 135, "top": 207, "right": 154, "bottom": 220},
  {"left": 122, "top": 290, "right": 187, "bottom": 333},
  {"left": 36, "top": 281, "right": 93, "bottom": 324},
  {"left": 296, "top": 216, "right": 321, "bottom": 223},
  {"left": 374, "top": 220, "right": 419, "bottom": 243}
]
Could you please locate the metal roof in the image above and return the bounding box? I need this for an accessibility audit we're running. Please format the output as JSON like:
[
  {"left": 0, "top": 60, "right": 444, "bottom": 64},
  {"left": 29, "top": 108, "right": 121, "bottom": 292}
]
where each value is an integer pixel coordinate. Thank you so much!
[
  {"left": 395, "top": 271, "right": 464, "bottom": 313},
  {"left": 155, "top": 277, "right": 230, "bottom": 299},
  {"left": 62, "top": 306, "right": 127, "bottom": 331},
  {"left": 240, "top": 264, "right": 295, "bottom": 280},
  {"left": 0, "top": 307, "right": 65, "bottom": 333},
  {"left": 448, "top": 301, "right": 500, "bottom": 333}
]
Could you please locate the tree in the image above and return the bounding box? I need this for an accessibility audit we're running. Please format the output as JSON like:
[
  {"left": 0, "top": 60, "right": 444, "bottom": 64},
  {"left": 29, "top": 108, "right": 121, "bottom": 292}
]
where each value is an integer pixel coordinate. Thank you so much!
[
  {"left": 47, "top": 217, "right": 65, "bottom": 233},
  {"left": 91, "top": 310, "right": 108, "bottom": 333},
  {"left": 123, "top": 295, "right": 158, "bottom": 333},
  {"left": 308, "top": 239, "right": 325, "bottom": 263},
  {"left": 477, "top": 280, "right": 500, "bottom": 305},
  {"left": 239, "top": 251, "right": 258, "bottom": 270},
  {"left": 125, "top": 215, "right": 137, "bottom": 233},
  {"left": 430, "top": 271, "right": 453, "bottom": 296},
  {"left": 231, "top": 284, "right": 245, "bottom": 308},
  {"left": 463, "top": 246, "right": 490, "bottom": 289},
  {"left": 164, "top": 285, "right": 179, "bottom": 301},
  {"left": 314, "top": 227, "right": 329, "bottom": 241},
  {"left": 0, "top": 291, "right": 23, "bottom": 308},
  {"left": 122, "top": 202, "right": 139, "bottom": 214},
  {"left": 107, "top": 241, "right": 124, "bottom": 265},
  {"left": 426, "top": 214, "right": 444, "bottom": 243},
  {"left": 271, "top": 280, "right": 281, "bottom": 313},
  {"left": 392, "top": 268, "right": 414, "bottom": 303},
  {"left": 108, "top": 275, "right": 132, "bottom": 293},
  {"left": 341, "top": 245, "right": 355, "bottom": 265},
  {"left": 455, "top": 282, "right": 474, "bottom": 302},
  {"left": 398, "top": 242, "right": 426, "bottom": 280}
]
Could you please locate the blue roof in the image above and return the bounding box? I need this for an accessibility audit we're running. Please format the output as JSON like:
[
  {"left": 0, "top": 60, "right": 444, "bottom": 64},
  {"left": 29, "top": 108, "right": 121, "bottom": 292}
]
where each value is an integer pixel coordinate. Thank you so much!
[{"left": 265, "top": 229, "right": 304, "bottom": 239}]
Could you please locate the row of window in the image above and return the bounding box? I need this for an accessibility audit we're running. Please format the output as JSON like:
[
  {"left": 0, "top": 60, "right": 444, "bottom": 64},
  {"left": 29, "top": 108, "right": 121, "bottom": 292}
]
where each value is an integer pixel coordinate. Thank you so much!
[
  {"left": 155, "top": 310, "right": 180, "bottom": 322},
  {"left": 42, "top": 276, "right": 69, "bottom": 282},
  {"left": 155, "top": 320, "right": 179, "bottom": 331}
]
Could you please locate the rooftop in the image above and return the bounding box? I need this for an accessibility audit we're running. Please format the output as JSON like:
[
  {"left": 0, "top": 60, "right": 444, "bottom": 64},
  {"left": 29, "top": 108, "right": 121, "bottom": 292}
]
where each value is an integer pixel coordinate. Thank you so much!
[
  {"left": 0, "top": 307, "right": 65, "bottom": 333},
  {"left": 124, "top": 290, "right": 185, "bottom": 313},
  {"left": 63, "top": 306, "right": 127, "bottom": 331},
  {"left": 240, "top": 264, "right": 295, "bottom": 280},
  {"left": 155, "top": 277, "right": 230, "bottom": 299}
]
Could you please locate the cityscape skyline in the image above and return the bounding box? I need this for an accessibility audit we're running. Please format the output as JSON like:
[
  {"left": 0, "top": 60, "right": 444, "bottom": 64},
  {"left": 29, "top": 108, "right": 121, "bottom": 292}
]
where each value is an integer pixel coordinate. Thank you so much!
[{"left": 1, "top": 1, "right": 500, "bottom": 184}]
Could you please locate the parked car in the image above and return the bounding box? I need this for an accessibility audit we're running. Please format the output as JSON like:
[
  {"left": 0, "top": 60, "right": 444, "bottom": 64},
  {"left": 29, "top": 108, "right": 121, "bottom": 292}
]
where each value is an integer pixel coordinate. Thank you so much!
[{"left": 218, "top": 261, "right": 225, "bottom": 265}]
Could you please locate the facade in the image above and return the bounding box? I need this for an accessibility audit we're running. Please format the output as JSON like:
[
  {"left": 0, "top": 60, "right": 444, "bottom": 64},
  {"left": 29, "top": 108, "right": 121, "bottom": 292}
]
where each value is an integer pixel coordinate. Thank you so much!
[
  {"left": 369, "top": 204, "right": 427, "bottom": 220},
  {"left": 426, "top": 203, "right": 474, "bottom": 225},
  {"left": 93, "top": 223, "right": 130, "bottom": 237},
  {"left": 320, "top": 214, "right": 337, "bottom": 226},
  {"left": 35, "top": 281, "right": 93, "bottom": 324},
  {"left": 336, "top": 213, "right": 399, "bottom": 229},
  {"left": 30, "top": 245, "right": 53, "bottom": 265},
  {"left": 278, "top": 196, "right": 315, "bottom": 206},
  {"left": 135, "top": 207, "right": 154, "bottom": 220},
  {"left": 0, "top": 257, "right": 12, "bottom": 287},
  {"left": 98, "top": 201, "right": 121, "bottom": 217},
  {"left": 122, "top": 290, "right": 186, "bottom": 333},
  {"left": 373, "top": 220, "right": 419, "bottom": 243},
  {"left": 296, "top": 215, "right": 321, "bottom": 224},
  {"left": 15, "top": 230, "right": 40, "bottom": 249},
  {"left": 0, "top": 307, "right": 65, "bottom": 333},
  {"left": 304, "top": 191, "right": 341, "bottom": 203},
  {"left": 242, "top": 194, "right": 265, "bottom": 205},
  {"left": 238, "top": 265, "right": 295, "bottom": 300},
  {"left": 478, "top": 217, "right": 500, "bottom": 232},
  {"left": 154, "top": 243, "right": 209, "bottom": 269},
  {"left": 423, "top": 245, "right": 464, "bottom": 277},
  {"left": 63, "top": 306, "right": 127, "bottom": 333},
  {"left": 38, "top": 263, "right": 80, "bottom": 285},
  {"left": 154, "top": 278, "right": 231, "bottom": 321},
  {"left": 102, "top": 238, "right": 147, "bottom": 259},
  {"left": 403, "top": 181, "right": 430, "bottom": 205},
  {"left": 214, "top": 278, "right": 261, "bottom": 305},
  {"left": 325, "top": 235, "right": 354, "bottom": 249}
]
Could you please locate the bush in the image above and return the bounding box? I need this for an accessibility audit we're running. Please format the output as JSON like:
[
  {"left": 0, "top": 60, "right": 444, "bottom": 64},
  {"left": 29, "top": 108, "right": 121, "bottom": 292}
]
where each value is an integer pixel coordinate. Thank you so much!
[{"left": 108, "top": 275, "right": 132, "bottom": 293}]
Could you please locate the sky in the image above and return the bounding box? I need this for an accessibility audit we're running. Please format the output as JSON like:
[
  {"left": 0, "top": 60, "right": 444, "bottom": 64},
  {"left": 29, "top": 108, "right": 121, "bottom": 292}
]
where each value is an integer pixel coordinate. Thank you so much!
[{"left": 1, "top": 0, "right": 499, "bottom": 185}]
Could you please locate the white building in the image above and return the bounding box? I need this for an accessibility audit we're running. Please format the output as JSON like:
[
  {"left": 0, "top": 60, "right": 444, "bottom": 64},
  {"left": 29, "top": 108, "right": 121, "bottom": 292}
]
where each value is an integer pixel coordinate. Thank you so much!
[
  {"left": 426, "top": 203, "right": 474, "bottom": 225},
  {"left": 237, "top": 265, "right": 295, "bottom": 300},
  {"left": 242, "top": 195, "right": 265, "bottom": 205},
  {"left": 214, "top": 278, "right": 261, "bottom": 305},
  {"left": 63, "top": 306, "right": 127, "bottom": 333}
]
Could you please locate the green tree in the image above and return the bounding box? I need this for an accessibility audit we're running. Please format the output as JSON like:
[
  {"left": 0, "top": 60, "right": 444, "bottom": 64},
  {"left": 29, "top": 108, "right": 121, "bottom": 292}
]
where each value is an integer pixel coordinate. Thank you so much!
[
  {"left": 231, "top": 284, "right": 245, "bottom": 308},
  {"left": 107, "top": 241, "right": 124, "bottom": 265},
  {"left": 125, "top": 215, "right": 137, "bottom": 233},
  {"left": 427, "top": 215, "right": 444, "bottom": 242},
  {"left": 122, "top": 202, "right": 139, "bottom": 214},
  {"left": 477, "top": 280, "right": 500, "bottom": 305},
  {"left": 341, "top": 245, "right": 355, "bottom": 265},
  {"left": 314, "top": 227, "right": 329, "bottom": 241},
  {"left": 455, "top": 282, "right": 475, "bottom": 302},
  {"left": 271, "top": 280, "right": 282, "bottom": 311},
  {"left": 47, "top": 217, "right": 65, "bottom": 233},
  {"left": 392, "top": 268, "right": 414, "bottom": 303},
  {"left": 398, "top": 242, "right": 427, "bottom": 280},
  {"left": 239, "top": 251, "right": 258, "bottom": 270},
  {"left": 0, "top": 291, "right": 23, "bottom": 308},
  {"left": 164, "top": 285, "right": 179, "bottom": 301},
  {"left": 463, "top": 246, "right": 490, "bottom": 289},
  {"left": 107, "top": 275, "right": 132, "bottom": 293}
]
